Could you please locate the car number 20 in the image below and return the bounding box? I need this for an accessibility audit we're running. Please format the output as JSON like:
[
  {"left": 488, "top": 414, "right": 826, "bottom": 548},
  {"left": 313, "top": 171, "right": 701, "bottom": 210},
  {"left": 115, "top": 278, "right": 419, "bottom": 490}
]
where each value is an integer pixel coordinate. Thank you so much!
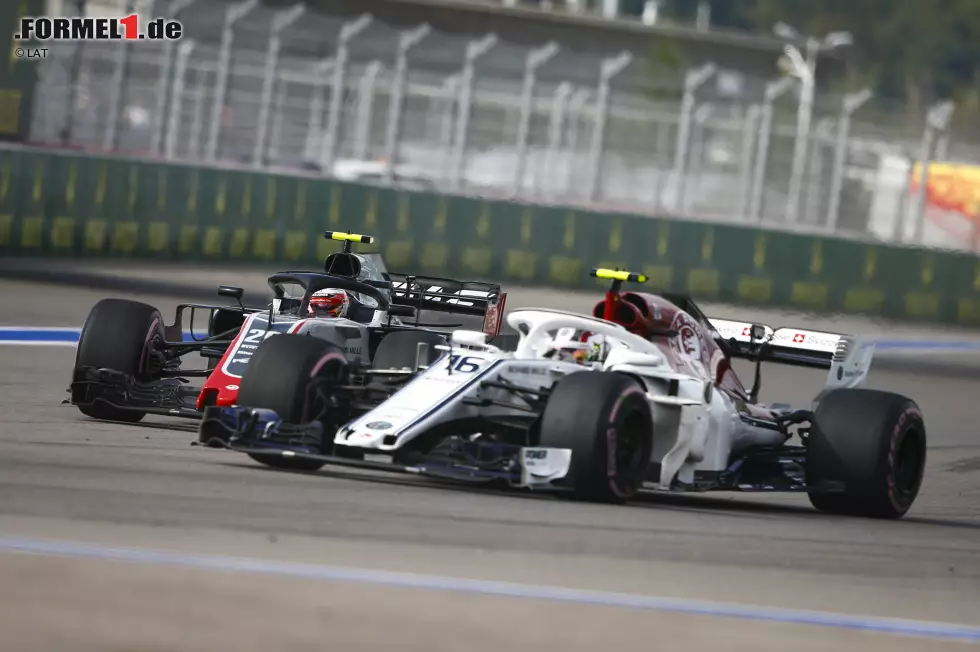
[
  {"left": 242, "top": 328, "right": 279, "bottom": 344},
  {"left": 447, "top": 354, "right": 484, "bottom": 373}
]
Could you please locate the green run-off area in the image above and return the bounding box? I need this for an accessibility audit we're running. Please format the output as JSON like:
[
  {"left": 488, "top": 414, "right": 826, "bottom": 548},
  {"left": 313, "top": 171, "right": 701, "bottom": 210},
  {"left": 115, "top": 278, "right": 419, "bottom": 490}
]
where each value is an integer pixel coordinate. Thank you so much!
[{"left": 1, "top": 146, "right": 979, "bottom": 327}]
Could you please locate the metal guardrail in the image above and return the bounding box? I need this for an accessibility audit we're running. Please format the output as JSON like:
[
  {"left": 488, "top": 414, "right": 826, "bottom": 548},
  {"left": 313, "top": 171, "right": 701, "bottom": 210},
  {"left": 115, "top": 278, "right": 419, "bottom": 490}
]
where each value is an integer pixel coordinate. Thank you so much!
[{"left": 22, "top": 0, "right": 980, "bottom": 254}]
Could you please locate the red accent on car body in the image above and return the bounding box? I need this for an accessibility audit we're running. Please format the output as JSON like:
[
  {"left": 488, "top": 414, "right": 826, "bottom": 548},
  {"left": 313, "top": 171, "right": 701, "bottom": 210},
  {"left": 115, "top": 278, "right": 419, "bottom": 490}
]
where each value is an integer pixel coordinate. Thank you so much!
[
  {"left": 195, "top": 314, "right": 309, "bottom": 409},
  {"left": 592, "top": 290, "right": 750, "bottom": 399}
]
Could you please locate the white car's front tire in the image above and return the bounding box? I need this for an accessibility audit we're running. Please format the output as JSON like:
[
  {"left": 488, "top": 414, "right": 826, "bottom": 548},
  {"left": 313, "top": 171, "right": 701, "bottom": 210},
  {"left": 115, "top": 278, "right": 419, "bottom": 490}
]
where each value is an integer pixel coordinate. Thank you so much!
[{"left": 538, "top": 371, "right": 654, "bottom": 503}]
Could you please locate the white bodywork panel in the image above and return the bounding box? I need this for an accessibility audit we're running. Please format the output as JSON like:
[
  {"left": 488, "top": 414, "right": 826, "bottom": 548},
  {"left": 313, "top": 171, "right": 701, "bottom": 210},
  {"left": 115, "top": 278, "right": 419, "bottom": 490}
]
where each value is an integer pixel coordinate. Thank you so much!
[{"left": 334, "top": 307, "right": 875, "bottom": 490}]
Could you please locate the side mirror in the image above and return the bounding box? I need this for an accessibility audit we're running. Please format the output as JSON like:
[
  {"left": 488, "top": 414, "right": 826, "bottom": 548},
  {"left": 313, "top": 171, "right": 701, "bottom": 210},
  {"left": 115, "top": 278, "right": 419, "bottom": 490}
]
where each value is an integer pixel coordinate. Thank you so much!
[
  {"left": 750, "top": 324, "right": 766, "bottom": 342},
  {"left": 364, "top": 279, "right": 393, "bottom": 290},
  {"left": 387, "top": 304, "right": 415, "bottom": 317},
  {"left": 218, "top": 285, "right": 244, "bottom": 301}
]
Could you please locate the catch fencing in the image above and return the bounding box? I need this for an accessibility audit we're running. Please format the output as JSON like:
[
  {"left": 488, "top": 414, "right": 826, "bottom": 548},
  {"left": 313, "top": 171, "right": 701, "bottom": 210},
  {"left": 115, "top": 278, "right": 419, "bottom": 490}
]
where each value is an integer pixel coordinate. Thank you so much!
[{"left": 25, "top": 0, "right": 980, "bottom": 253}]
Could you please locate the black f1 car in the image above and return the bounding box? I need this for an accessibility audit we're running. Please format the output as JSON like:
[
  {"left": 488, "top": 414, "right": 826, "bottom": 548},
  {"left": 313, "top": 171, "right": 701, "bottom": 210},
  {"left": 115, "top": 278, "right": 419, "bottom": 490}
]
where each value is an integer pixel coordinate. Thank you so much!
[{"left": 66, "top": 231, "right": 508, "bottom": 431}]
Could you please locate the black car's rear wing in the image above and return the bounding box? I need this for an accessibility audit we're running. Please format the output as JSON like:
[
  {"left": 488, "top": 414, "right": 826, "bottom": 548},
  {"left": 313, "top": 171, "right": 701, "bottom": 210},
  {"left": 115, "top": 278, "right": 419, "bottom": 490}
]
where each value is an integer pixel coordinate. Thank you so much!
[{"left": 387, "top": 273, "right": 507, "bottom": 338}]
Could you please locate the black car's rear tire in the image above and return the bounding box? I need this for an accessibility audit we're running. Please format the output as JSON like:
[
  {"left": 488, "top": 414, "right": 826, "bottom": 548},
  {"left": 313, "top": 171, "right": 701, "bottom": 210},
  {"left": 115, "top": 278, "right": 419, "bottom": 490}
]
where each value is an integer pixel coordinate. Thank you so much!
[
  {"left": 372, "top": 330, "right": 448, "bottom": 370},
  {"left": 538, "top": 371, "right": 653, "bottom": 503},
  {"left": 237, "top": 333, "right": 347, "bottom": 472},
  {"left": 74, "top": 298, "right": 165, "bottom": 423},
  {"left": 806, "top": 388, "right": 927, "bottom": 519}
]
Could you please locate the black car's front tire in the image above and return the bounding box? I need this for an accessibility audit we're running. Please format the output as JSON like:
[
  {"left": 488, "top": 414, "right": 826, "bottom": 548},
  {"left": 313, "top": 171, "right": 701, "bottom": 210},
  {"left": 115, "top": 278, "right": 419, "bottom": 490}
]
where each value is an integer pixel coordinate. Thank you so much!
[
  {"left": 73, "top": 298, "right": 165, "bottom": 423},
  {"left": 806, "top": 388, "right": 927, "bottom": 519},
  {"left": 237, "top": 333, "right": 348, "bottom": 472}
]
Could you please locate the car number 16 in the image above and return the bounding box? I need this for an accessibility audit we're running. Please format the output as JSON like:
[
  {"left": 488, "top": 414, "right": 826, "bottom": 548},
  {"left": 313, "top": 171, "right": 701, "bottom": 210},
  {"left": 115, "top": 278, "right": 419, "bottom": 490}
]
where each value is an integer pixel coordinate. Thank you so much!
[{"left": 447, "top": 354, "right": 484, "bottom": 373}]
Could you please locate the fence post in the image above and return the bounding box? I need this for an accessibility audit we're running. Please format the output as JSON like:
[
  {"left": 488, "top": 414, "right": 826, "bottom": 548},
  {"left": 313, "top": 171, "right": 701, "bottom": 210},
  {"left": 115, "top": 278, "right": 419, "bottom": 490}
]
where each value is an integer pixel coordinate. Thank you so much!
[
  {"left": 736, "top": 104, "right": 760, "bottom": 219},
  {"left": 585, "top": 51, "right": 631, "bottom": 202},
  {"left": 438, "top": 74, "right": 460, "bottom": 185},
  {"left": 894, "top": 149, "right": 915, "bottom": 242},
  {"left": 825, "top": 88, "right": 871, "bottom": 233},
  {"left": 253, "top": 3, "right": 305, "bottom": 167},
  {"left": 320, "top": 14, "right": 373, "bottom": 174},
  {"left": 542, "top": 81, "right": 571, "bottom": 198},
  {"left": 102, "top": 0, "right": 136, "bottom": 151},
  {"left": 564, "top": 87, "right": 591, "bottom": 196},
  {"left": 269, "top": 79, "right": 288, "bottom": 161},
  {"left": 382, "top": 23, "right": 430, "bottom": 184},
  {"left": 164, "top": 39, "right": 195, "bottom": 159},
  {"left": 805, "top": 117, "right": 834, "bottom": 225},
  {"left": 187, "top": 69, "right": 208, "bottom": 158},
  {"left": 205, "top": 0, "right": 259, "bottom": 162},
  {"left": 150, "top": 0, "right": 197, "bottom": 155},
  {"left": 782, "top": 38, "right": 819, "bottom": 224},
  {"left": 685, "top": 101, "right": 713, "bottom": 213},
  {"left": 303, "top": 58, "right": 335, "bottom": 164},
  {"left": 748, "top": 76, "right": 795, "bottom": 222},
  {"left": 935, "top": 133, "right": 950, "bottom": 161},
  {"left": 60, "top": 0, "right": 87, "bottom": 145},
  {"left": 352, "top": 61, "right": 383, "bottom": 161},
  {"left": 449, "top": 33, "right": 498, "bottom": 192},
  {"left": 513, "top": 41, "right": 559, "bottom": 196},
  {"left": 910, "top": 101, "right": 955, "bottom": 244},
  {"left": 671, "top": 63, "right": 716, "bottom": 212}
]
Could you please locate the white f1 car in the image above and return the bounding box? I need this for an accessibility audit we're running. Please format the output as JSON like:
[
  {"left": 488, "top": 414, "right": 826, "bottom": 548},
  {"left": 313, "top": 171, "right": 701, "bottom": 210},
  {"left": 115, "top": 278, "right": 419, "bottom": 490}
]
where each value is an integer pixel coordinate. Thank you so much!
[{"left": 200, "top": 268, "right": 927, "bottom": 519}]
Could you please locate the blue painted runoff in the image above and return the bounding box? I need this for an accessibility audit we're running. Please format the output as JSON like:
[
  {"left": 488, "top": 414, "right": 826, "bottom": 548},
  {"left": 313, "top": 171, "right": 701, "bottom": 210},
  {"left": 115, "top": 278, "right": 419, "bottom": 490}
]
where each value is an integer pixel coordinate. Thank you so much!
[
  {"left": 0, "top": 327, "right": 206, "bottom": 343},
  {"left": 0, "top": 536, "right": 977, "bottom": 643},
  {"left": 3, "top": 327, "right": 980, "bottom": 350}
]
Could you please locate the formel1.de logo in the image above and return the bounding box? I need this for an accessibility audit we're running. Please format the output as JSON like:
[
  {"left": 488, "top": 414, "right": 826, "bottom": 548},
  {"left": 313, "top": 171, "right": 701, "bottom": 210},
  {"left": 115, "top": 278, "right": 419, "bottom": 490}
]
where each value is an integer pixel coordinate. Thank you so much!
[{"left": 15, "top": 15, "right": 183, "bottom": 41}]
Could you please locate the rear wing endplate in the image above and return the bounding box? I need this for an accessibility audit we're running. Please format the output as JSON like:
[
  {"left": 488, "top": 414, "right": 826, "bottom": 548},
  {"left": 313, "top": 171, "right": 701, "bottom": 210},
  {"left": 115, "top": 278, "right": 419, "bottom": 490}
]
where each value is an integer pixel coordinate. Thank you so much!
[{"left": 387, "top": 273, "right": 507, "bottom": 338}]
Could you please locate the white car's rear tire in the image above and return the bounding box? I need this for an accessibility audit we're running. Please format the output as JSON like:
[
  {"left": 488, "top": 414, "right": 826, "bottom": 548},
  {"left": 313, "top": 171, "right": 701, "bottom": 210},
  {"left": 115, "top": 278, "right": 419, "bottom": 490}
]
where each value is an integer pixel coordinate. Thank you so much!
[{"left": 806, "top": 388, "right": 926, "bottom": 519}]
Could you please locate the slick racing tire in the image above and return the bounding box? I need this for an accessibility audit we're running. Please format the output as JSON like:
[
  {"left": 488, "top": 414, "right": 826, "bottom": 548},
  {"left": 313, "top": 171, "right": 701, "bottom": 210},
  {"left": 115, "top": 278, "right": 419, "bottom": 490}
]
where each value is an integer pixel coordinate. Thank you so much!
[
  {"left": 372, "top": 330, "right": 449, "bottom": 371},
  {"left": 237, "top": 334, "right": 347, "bottom": 472},
  {"left": 74, "top": 298, "right": 165, "bottom": 423},
  {"left": 538, "top": 371, "right": 653, "bottom": 504},
  {"left": 805, "top": 388, "right": 926, "bottom": 519}
]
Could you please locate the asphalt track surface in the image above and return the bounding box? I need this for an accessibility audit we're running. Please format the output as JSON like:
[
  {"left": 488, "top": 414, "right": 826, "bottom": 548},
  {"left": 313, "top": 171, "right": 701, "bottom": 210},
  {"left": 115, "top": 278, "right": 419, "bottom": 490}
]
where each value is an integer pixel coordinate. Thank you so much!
[{"left": 1, "top": 277, "right": 979, "bottom": 650}]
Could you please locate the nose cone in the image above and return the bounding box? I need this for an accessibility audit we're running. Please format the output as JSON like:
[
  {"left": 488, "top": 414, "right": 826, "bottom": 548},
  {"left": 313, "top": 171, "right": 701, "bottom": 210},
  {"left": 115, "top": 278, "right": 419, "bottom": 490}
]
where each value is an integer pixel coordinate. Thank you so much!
[{"left": 336, "top": 426, "right": 388, "bottom": 448}]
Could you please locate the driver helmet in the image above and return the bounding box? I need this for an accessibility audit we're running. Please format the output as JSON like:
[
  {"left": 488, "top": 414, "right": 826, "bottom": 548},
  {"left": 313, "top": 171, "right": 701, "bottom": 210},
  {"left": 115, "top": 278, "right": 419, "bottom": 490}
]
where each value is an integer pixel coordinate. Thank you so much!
[
  {"left": 308, "top": 289, "right": 350, "bottom": 318},
  {"left": 542, "top": 328, "right": 608, "bottom": 365},
  {"left": 574, "top": 331, "right": 608, "bottom": 364}
]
